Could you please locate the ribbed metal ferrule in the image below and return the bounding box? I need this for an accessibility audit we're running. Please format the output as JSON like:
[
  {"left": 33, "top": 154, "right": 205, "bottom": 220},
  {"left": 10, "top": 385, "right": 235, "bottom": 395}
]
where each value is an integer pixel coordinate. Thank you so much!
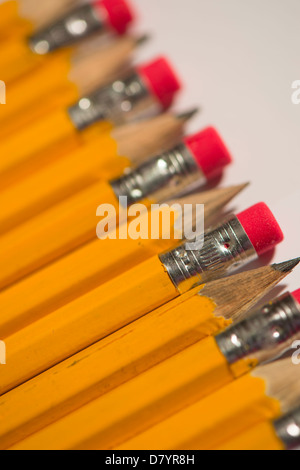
[
  {"left": 275, "top": 407, "right": 300, "bottom": 450},
  {"left": 110, "top": 143, "right": 206, "bottom": 207},
  {"left": 216, "top": 293, "right": 300, "bottom": 366},
  {"left": 29, "top": 4, "right": 104, "bottom": 54},
  {"left": 159, "top": 215, "right": 257, "bottom": 293},
  {"left": 68, "top": 73, "right": 157, "bottom": 130}
]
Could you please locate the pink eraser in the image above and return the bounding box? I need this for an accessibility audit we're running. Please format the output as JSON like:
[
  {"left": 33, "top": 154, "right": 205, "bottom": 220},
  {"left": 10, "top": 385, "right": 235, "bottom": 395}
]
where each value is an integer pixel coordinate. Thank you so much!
[
  {"left": 137, "top": 57, "right": 182, "bottom": 109},
  {"left": 237, "top": 203, "right": 284, "bottom": 256},
  {"left": 292, "top": 289, "right": 300, "bottom": 307},
  {"left": 97, "top": 0, "right": 134, "bottom": 34},
  {"left": 184, "top": 127, "right": 232, "bottom": 180}
]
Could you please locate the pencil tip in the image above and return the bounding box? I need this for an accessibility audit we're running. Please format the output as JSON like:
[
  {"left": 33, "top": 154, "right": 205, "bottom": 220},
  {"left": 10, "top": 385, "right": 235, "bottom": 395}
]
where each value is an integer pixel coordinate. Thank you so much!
[
  {"left": 223, "top": 182, "right": 250, "bottom": 198},
  {"left": 136, "top": 34, "right": 151, "bottom": 46},
  {"left": 238, "top": 182, "right": 250, "bottom": 191},
  {"left": 273, "top": 258, "right": 300, "bottom": 273},
  {"left": 176, "top": 108, "right": 200, "bottom": 122}
]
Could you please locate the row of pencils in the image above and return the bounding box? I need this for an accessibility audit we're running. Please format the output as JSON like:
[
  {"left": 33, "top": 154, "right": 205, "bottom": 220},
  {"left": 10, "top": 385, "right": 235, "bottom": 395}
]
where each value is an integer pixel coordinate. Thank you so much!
[{"left": 0, "top": 0, "right": 299, "bottom": 451}]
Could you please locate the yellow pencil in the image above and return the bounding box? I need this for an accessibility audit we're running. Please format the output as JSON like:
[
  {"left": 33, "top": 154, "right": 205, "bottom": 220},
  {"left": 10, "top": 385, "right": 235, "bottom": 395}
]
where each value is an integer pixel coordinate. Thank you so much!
[
  {"left": 0, "top": 127, "right": 232, "bottom": 289},
  {"left": 218, "top": 404, "right": 300, "bottom": 450},
  {"left": 9, "top": 301, "right": 300, "bottom": 450},
  {"left": 0, "top": 262, "right": 292, "bottom": 449},
  {"left": 0, "top": 110, "right": 194, "bottom": 228},
  {"left": 0, "top": 35, "right": 148, "bottom": 140},
  {"left": 0, "top": 57, "right": 181, "bottom": 183},
  {"left": 0, "top": 184, "right": 246, "bottom": 338},
  {"left": 0, "top": 0, "right": 135, "bottom": 83},
  {"left": 117, "top": 358, "right": 300, "bottom": 451},
  {"left": 0, "top": 204, "right": 284, "bottom": 394}
]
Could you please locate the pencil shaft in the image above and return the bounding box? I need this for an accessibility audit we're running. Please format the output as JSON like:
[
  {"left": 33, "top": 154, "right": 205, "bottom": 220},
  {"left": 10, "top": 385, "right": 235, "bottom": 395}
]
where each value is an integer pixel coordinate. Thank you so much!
[
  {"left": 0, "top": 51, "right": 75, "bottom": 125},
  {"left": 217, "top": 421, "right": 284, "bottom": 450},
  {"left": 0, "top": 37, "right": 44, "bottom": 83},
  {"left": 0, "top": 108, "right": 76, "bottom": 180},
  {"left": 1, "top": 256, "right": 177, "bottom": 394},
  {"left": 0, "top": 179, "right": 118, "bottom": 290},
  {"left": 0, "top": 207, "right": 180, "bottom": 336},
  {"left": 9, "top": 337, "right": 232, "bottom": 450},
  {"left": 0, "top": 289, "right": 227, "bottom": 449},
  {"left": 117, "top": 374, "right": 280, "bottom": 451},
  {"left": 0, "top": 131, "right": 121, "bottom": 231}
]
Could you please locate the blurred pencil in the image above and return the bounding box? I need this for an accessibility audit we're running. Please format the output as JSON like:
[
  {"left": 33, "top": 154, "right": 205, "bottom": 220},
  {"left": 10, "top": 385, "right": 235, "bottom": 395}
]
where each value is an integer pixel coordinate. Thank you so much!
[
  {"left": 0, "top": 0, "right": 75, "bottom": 37},
  {"left": 0, "top": 57, "right": 181, "bottom": 183},
  {"left": 0, "top": 0, "right": 135, "bottom": 83},
  {"left": 118, "top": 358, "right": 300, "bottom": 451},
  {"left": 0, "top": 205, "right": 283, "bottom": 395},
  {"left": 218, "top": 404, "right": 300, "bottom": 450},
  {"left": 0, "top": 35, "right": 149, "bottom": 138}
]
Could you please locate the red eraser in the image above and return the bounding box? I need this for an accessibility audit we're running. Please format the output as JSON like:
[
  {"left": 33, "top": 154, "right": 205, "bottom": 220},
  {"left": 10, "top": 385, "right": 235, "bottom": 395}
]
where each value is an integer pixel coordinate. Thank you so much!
[
  {"left": 97, "top": 0, "right": 134, "bottom": 35},
  {"left": 292, "top": 289, "right": 300, "bottom": 307},
  {"left": 137, "top": 57, "right": 182, "bottom": 109},
  {"left": 237, "top": 203, "right": 284, "bottom": 256},
  {"left": 184, "top": 127, "right": 232, "bottom": 180}
]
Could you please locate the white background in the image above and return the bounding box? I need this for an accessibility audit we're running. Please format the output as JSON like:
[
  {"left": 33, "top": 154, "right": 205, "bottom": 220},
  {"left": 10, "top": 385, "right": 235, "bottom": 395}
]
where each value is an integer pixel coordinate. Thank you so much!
[{"left": 133, "top": 0, "right": 300, "bottom": 292}]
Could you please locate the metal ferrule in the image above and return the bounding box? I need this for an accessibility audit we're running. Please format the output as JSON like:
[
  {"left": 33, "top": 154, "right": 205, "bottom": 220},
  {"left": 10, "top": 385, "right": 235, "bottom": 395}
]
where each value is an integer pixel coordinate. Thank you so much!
[
  {"left": 275, "top": 407, "right": 300, "bottom": 450},
  {"left": 110, "top": 143, "right": 206, "bottom": 207},
  {"left": 159, "top": 214, "right": 257, "bottom": 293},
  {"left": 29, "top": 4, "right": 104, "bottom": 54},
  {"left": 216, "top": 292, "right": 300, "bottom": 367},
  {"left": 68, "top": 73, "right": 157, "bottom": 130}
]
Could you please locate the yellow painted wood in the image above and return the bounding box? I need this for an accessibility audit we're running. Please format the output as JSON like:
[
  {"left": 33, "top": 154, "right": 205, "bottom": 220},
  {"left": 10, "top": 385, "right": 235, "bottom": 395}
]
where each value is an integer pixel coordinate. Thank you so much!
[
  {"left": 9, "top": 337, "right": 233, "bottom": 450},
  {"left": 0, "top": 255, "right": 178, "bottom": 395},
  {"left": 0, "top": 287, "right": 231, "bottom": 449},
  {"left": 118, "top": 375, "right": 281, "bottom": 451}
]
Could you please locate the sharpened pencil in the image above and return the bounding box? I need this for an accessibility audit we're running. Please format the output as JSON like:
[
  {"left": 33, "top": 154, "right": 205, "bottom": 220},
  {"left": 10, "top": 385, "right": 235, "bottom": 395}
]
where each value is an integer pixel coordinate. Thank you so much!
[
  {"left": 0, "top": 35, "right": 149, "bottom": 139},
  {"left": 0, "top": 110, "right": 196, "bottom": 228},
  {"left": 0, "top": 204, "right": 284, "bottom": 395},
  {"left": 0, "top": 57, "right": 181, "bottom": 183},
  {"left": 0, "top": 184, "right": 246, "bottom": 338},
  {"left": 0, "top": 0, "right": 135, "bottom": 83},
  {"left": 0, "top": 261, "right": 293, "bottom": 449},
  {"left": 9, "top": 304, "right": 300, "bottom": 450},
  {"left": 0, "top": 127, "right": 231, "bottom": 289},
  {"left": 0, "top": 0, "right": 75, "bottom": 37}
]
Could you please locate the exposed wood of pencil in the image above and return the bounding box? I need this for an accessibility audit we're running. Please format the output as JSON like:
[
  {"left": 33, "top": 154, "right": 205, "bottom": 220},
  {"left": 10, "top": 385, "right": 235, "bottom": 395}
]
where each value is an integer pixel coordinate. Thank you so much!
[
  {"left": 0, "top": 184, "right": 247, "bottom": 337},
  {"left": 168, "top": 183, "right": 249, "bottom": 235},
  {"left": 70, "top": 36, "right": 148, "bottom": 95},
  {"left": 0, "top": 0, "right": 75, "bottom": 33},
  {"left": 1, "top": 262, "right": 296, "bottom": 436},
  {"left": 0, "top": 262, "right": 292, "bottom": 449},
  {"left": 116, "top": 358, "right": 300, "bottom": 451},
  {"left": 9, "top": 344, "right": 300, "bottom": 450},
  {"left": 20, "top": 0, "right": 78, "bottom": 29}
]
